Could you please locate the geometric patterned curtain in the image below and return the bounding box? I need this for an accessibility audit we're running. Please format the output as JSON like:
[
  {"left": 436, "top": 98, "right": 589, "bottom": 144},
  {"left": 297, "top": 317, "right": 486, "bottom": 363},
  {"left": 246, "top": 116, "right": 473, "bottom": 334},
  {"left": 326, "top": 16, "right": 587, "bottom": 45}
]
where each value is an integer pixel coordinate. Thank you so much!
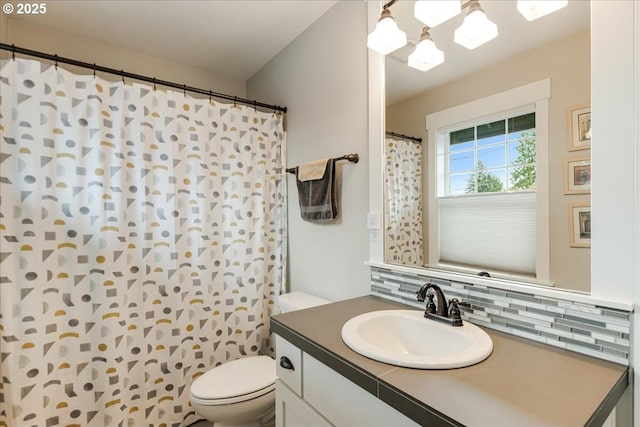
[
  {"left": 384, "top": 135, "right": 424, "bottom": 266},
  {"left": 0, "top": 58, "right": 285, "bottom": 427}
]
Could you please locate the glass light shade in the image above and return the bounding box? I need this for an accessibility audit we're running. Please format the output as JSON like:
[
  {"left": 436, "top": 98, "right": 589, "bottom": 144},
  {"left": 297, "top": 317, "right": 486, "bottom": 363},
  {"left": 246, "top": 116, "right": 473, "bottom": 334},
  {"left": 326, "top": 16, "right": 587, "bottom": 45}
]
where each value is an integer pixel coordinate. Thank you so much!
[
  {"left": 408, "top": 38, "right": 445, "bottom": 72},
  {"left": 517, "top": 0, "right": 568, "bottom": 21},
  {"left": 367, "top": 16, "right": 407, "bottom": 55},
  {"left": 414, "top": 0, "right": 461, "bottom": 28},
  {"left": 454, "top": 8, "right": 498, "bottom": 50}
]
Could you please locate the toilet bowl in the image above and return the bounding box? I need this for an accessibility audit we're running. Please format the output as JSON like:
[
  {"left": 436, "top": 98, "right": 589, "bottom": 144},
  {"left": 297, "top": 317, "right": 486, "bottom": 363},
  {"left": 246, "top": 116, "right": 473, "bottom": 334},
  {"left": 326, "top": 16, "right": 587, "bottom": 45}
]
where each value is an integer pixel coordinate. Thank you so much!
[
  {"left": 190, "top": 356, "right": 276, "bottom": 427},
  {"left": 189, "top": 291, "right": 330, "bottom": 427}
]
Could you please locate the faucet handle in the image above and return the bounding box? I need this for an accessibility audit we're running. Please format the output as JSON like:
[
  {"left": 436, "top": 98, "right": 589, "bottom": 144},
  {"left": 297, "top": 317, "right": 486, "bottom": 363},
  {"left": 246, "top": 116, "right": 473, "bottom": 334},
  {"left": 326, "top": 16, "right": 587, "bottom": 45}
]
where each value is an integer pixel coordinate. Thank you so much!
[
  {"left": 449, "top": 298, "right": 460, "bottom": 314},
  {"left": 448, "top": 298, "right": 465, "bottom": 326},
  {"left": 448, "top": 298, "right": 471, "bottom": 316},
  {"left": 425, "top": 293, "right": 437, "bottom": 314},
  {"left": 449, "top": 298, "right": 471, "bottom": 309}
]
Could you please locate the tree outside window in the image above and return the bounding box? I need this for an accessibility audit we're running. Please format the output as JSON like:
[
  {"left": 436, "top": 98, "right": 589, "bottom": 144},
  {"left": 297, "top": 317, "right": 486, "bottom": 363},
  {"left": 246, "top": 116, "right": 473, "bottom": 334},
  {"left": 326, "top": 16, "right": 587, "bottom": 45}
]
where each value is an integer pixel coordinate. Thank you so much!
[{"left": 455, "top": 113, "right": 535, "bottom": 195}]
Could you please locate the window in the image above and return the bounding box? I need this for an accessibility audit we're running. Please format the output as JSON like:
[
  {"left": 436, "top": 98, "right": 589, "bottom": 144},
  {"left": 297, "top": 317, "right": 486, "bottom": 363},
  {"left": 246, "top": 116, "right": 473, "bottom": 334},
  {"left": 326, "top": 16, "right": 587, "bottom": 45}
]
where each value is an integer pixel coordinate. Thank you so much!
[
  {"left": 448, "top": 112, "right": 536, "bottom": 195},
  {"left": 426, "top": 80, "right": 550, "bottom": 282}
]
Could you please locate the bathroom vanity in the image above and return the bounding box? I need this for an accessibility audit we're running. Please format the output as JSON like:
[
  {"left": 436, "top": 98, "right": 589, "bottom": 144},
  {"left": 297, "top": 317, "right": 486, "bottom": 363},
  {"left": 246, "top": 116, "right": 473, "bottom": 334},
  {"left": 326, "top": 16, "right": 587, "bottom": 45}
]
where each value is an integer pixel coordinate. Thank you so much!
[{"left": 271, "top": 296, "right": 629, "bottom": 427}]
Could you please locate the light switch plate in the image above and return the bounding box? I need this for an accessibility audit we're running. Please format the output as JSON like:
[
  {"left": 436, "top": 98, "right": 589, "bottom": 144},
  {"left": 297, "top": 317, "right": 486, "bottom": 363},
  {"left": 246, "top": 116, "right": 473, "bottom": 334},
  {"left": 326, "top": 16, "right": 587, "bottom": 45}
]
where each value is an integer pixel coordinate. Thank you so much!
[{"left": 367, "top": 213, "right": 381, "bottom": 229}]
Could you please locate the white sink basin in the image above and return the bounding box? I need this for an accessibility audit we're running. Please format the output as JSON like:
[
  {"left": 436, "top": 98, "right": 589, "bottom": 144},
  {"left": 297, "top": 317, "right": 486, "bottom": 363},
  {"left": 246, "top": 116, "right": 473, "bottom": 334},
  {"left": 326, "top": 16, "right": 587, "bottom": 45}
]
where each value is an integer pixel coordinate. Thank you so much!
[{"left": 341, "top": 310, "right": 493, "bottom": 369}]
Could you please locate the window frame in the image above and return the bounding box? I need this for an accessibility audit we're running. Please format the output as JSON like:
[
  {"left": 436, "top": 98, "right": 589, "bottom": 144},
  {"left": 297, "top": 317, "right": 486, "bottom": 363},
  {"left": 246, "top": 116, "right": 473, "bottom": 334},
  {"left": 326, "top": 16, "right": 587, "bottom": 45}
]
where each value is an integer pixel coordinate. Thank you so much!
[{"left": 425, "top": 79, "right": 550, "bottom": 283}]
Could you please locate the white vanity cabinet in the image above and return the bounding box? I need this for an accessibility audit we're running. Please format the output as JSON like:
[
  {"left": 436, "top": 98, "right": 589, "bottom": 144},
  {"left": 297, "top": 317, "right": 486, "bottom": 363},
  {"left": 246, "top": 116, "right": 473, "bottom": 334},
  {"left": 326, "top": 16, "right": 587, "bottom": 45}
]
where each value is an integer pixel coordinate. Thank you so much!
[
  {"left": 274, "top": 334, "right": 418, "bottom": 427},
  {"left": 275, "top": 334, "right": 331, "bottom": 427}
]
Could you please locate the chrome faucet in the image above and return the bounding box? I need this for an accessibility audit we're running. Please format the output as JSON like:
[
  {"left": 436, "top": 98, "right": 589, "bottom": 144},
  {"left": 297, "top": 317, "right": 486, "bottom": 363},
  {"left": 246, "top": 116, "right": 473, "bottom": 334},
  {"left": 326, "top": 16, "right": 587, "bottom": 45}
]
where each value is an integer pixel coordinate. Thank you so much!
[{"left": 416, "top": 283, "right": 467, "bottom": 327}]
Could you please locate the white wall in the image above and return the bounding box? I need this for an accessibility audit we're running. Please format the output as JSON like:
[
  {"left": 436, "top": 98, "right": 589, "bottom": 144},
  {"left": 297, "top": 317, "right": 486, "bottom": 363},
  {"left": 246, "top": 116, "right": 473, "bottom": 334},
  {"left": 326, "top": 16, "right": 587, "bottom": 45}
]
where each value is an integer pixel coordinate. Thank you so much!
[
  {"left": 590, "top": 2, "right": 640, "bottom": 425},
  {"left": 590, "top": 1, "right": 637, "bottom": 303},
  {"left": 1, "top": 18, "right": 245, "bottom": 97},
  {"left": 247, "top": 1, "right": 370, "bottom": 302}
]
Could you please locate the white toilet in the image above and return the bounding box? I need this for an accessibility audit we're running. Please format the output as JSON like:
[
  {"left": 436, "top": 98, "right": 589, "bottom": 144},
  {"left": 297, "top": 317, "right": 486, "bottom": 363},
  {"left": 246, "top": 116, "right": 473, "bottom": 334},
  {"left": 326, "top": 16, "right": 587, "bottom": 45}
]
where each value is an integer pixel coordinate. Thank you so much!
[{"left": 189, "top": 292, "right": 330, "bottom": 427}]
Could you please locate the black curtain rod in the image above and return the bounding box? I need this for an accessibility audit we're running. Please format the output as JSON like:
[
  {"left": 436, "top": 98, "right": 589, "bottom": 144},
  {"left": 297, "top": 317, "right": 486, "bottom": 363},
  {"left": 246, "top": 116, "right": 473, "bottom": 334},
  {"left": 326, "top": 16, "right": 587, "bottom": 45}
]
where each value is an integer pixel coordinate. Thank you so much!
[
  {"left": 286, "top": 153, "right": 359, "bottom": 174},
  {"left": 386, "top": 131, "right": 422, "bottom": 143},
  {"left": 0, "top": 43, "right": 287, "bottom": 113}
]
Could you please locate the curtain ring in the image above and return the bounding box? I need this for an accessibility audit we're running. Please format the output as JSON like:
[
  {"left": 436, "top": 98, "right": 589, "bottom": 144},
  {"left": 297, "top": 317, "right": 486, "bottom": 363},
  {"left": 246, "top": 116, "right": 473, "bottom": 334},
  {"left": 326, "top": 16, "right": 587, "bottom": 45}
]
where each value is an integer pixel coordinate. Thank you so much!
[
  {"left": 234, "top": 96, "right": 237, "bottom": 107},
  {"left": 11, "top": 44, "right": 15, "bottom": 61},
  {"left": 183, "top": 84, "right": 186, "bottom": 97},
  {"left": 153, "top": 77, "right": 156, "bottom": 91},
  {"left": 121, "top": 69, "right": 124, "bottom": 84},
  {"left": 209, "top": 90, "right": 212, "bottom": 102},
  {"left": 54, "top": 54, "right": 58, "bottom": 69},
  {"left": 93, "top": 63, "right": 96, "bottom": 79},
  {"left": 253, "top": 100, "right": 257, "bottom": 112}
]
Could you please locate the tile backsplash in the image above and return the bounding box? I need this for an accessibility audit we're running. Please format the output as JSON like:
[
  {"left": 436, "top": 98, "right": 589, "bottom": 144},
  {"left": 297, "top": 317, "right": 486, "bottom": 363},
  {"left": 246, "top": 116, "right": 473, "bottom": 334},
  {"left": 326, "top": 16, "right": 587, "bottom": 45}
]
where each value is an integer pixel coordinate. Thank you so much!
[{"left": 371, "top": 266, "right": 631, "bottom": 365}]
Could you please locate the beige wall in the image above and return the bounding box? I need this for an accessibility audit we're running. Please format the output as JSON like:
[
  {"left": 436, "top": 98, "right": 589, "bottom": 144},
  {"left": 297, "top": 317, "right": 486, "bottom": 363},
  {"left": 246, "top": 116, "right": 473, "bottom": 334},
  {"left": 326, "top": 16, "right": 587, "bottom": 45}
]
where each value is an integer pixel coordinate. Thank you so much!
[
  {"left": 387, "top": 30, "right": 591, "bottom": 293},
  {"left": 247, "top": 1, "right": 370, "bottom": 301},
  {"left": 0, "top": 13, "right": 7, "bottom": 53},
  {"left": 1, "top": 18, "right": 245, "bottom": 96}
]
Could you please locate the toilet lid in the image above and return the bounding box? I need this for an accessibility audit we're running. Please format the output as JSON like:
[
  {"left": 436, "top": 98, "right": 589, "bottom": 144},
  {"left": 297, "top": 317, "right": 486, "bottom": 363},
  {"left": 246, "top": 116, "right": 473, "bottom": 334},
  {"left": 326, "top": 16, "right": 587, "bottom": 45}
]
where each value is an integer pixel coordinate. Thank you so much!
[{"left": 191, "top": 355, "right": 276, "bottom": 400}]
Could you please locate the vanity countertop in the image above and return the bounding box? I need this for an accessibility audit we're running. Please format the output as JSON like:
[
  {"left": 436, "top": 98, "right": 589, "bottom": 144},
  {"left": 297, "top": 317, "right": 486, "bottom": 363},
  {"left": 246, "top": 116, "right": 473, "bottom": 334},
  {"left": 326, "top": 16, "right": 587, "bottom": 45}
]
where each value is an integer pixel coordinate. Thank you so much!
[{"left": 271, "top": 295, "right": 629, "bottom": 427}]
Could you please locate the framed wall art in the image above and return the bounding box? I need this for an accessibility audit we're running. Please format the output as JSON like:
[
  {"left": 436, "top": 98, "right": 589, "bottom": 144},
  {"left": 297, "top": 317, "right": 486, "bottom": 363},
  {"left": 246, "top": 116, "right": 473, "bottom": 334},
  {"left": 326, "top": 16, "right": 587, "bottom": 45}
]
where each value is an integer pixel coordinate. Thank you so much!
[
  {"left": 568, "top": 103, "right": 591, "bottom": 151},
  {"left": 564, "top": 157, "right": 591, "bottom": 194},
  {"left": 569, "top": 203, "right": 591, "bottom": 248}
]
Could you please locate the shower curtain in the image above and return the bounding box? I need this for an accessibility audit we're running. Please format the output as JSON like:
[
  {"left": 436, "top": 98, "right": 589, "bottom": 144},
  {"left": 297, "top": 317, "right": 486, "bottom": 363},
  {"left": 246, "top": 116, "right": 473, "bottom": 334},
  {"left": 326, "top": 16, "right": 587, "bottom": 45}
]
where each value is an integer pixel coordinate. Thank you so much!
[
  {"left": 384, "top": 135, "right": 424, "bottom": 265},
  {"left": 0, "top": 58, "right": 285, "bottom": 427}
]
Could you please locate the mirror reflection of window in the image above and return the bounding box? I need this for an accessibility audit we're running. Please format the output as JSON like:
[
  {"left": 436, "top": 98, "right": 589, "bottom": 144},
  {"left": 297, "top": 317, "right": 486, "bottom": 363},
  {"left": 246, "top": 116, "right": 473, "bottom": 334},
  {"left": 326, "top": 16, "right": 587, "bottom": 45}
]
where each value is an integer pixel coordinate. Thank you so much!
[
  {"left": 440, "top": 110, "right": 538, "bottom": 277},
  {"left": 426, "top": 80, "right": 550, "bottom": 283}
]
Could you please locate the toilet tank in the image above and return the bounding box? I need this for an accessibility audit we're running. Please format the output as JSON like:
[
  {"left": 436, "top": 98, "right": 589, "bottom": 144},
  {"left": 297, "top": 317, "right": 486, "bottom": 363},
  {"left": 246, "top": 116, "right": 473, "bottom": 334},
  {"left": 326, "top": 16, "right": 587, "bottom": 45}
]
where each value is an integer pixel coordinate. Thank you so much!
[{"left": 278, "top": 291, "right": 331, "bottom": 313}]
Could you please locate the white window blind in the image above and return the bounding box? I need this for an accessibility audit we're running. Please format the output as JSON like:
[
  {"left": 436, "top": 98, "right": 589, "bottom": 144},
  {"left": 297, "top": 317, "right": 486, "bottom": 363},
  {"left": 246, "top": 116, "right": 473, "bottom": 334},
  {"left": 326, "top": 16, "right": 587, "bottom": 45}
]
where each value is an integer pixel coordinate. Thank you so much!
[{"left": 438, "top": 191, "right": 536, "bottom": 275}]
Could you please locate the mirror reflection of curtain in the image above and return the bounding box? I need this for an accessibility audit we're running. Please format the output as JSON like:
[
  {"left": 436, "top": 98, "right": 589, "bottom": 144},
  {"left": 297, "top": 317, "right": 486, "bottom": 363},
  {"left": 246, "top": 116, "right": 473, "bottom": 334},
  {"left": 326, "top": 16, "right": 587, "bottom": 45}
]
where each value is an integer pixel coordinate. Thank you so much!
[
  {"left": 0, "top": 58, "right": 285, "bottom": 426},
  {"left": 384, "top": 134, "right": 423, "bottom": 265}
]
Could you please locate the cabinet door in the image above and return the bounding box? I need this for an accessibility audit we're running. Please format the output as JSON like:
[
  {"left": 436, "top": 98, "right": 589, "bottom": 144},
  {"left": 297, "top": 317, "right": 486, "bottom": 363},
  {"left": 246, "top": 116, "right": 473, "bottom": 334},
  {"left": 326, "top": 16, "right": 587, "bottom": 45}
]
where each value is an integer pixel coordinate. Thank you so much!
[
  {"left": 303, "top": 354, "right": 418, "bottom": 427},
  {"left": 275, "top": 380, "right": 333, "bottom": 427},
  {"left": 275, "top": 335, "right": 303, "bottom": 396}
]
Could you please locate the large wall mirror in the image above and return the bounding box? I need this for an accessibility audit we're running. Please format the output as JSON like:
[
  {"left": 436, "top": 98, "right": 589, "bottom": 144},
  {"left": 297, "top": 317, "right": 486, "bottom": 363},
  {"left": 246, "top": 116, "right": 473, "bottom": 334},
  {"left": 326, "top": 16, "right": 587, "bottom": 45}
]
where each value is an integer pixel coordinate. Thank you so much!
[{"left": 382, "top": 0, "right": 591, "bottom": 293}]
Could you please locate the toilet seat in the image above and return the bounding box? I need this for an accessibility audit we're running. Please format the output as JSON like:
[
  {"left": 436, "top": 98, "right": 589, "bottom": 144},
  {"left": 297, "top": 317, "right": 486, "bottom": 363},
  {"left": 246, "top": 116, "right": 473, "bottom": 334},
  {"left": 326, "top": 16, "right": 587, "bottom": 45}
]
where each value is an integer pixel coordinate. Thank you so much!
[
  {"left": 190, "top": 383, "right": 275, "bottom": 406},
  {"left": 190, "top": 355, "right": 276, "bottom": 405}
]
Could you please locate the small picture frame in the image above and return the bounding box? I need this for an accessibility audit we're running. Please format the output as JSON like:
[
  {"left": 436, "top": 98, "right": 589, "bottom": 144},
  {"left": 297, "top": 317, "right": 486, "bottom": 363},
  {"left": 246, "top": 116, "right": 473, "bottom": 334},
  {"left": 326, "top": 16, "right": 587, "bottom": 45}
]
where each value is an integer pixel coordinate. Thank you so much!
[
  {"left": 564, "top": 157, "right": 591, "bottom": 194},
  {"left": 569, "top": 203, "right": 591, "bottom": 248},
  {"left": 568, "top": 103, "right": 591, "bottom": 151}
]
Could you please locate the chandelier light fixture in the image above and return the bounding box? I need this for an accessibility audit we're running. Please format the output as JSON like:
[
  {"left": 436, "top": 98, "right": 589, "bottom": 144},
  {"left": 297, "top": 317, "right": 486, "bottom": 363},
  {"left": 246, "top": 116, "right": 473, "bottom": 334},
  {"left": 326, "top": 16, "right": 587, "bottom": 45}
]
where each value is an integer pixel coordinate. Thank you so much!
[
  {"left": 454, "top": 0, "right": 498, "bottom": 50},
  {"left": 368, "top": 0, "right": 569, "bottom": 72},
  {"left": 407, "top": 27, "right": 445, "bottom": 72},
  {"left": 367, "top": 1, "right": 408, "bottom": 55}
]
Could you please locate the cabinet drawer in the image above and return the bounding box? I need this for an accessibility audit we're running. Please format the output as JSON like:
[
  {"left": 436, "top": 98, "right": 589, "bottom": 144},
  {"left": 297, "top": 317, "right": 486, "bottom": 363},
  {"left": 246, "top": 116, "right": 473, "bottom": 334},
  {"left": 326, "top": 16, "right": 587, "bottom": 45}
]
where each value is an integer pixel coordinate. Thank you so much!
[{"left": 275, "top": 335, "right": 302, "bottom": 396}]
